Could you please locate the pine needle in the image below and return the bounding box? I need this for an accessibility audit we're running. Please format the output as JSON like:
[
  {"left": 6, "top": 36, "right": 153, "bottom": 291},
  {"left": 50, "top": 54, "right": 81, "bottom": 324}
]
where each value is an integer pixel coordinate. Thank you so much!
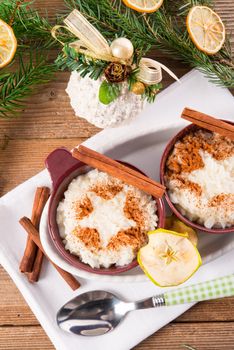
[
  {"left": 0, "top": 53, "right": 56, "bottom": 119},
  {"left": 55, "top": 45, "right": 107, "bottom": 79},
  {"left": 0, "top": 0, "right": 57, "bottom": 118}
]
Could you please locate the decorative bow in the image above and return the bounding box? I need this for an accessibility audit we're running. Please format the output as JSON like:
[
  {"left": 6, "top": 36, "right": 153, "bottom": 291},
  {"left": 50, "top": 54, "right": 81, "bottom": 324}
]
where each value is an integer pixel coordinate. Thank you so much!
[{"left": 51, "top": 9, "right": 179, "bottom": 85}]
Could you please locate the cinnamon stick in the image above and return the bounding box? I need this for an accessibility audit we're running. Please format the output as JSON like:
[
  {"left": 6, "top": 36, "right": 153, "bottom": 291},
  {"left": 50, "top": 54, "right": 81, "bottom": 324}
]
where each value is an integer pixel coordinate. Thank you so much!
[
  {"left": 28, "top": 249, "right": 44, "bottom": 283},
  {"left": 19, "top": 217, "right": 81, "bottom": 291},
  {"left": 19, "top": 187, "right": 50, "bottom": 273},
  {"left": 181, "top": 108, "right": 234, "bottom": 140},
  {"left": 72, "top": 145, "right": 165, "bottom": 198}
]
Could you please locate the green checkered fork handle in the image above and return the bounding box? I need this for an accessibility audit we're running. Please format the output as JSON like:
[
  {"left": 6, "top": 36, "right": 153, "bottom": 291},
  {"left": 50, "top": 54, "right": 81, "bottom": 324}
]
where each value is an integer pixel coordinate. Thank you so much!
[{"left": 151, "top": 275, "right": 234, "bottom": 307}]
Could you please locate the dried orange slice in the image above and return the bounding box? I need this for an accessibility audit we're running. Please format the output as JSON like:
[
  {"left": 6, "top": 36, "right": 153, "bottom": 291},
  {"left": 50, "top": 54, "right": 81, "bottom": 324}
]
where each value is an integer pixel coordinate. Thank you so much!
[
  {"left": 138, "top": 229, "right": 202, "bottom": 287},
  {"left": 0, "top": 19, "right": 17, "bottom": 68},
  {"left": 187, "top": 6, "right": 225, "bottom": 55},
  {"left": 122, "top": 0, "right": 163, "bottom": 13}
]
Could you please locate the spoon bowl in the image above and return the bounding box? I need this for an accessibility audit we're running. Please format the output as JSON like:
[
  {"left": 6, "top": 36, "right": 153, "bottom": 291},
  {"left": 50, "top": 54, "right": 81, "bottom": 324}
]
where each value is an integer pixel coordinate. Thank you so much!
[{"left": 57, "top": 291, "right": 134, "bottom": 336}]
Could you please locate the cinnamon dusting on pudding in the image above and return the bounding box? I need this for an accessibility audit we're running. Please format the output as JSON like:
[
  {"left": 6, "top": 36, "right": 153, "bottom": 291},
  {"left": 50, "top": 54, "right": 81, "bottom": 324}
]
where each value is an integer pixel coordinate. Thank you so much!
[
  {"left": 107, "top": 192, "right": 148, "bottom": 252},
  {"left": 166, "top": 130, "right": 234, "bottom": 178},
  {"left": 74, "top": 190, "right": 149, "bottom": 253},
  {"left": 208, "top": 194, "right": 234, "bottom": 208},
  {"left": 124, "top": 191, "right": 145, "bottom": 227},
  {"left": 74, "top": 196, "right": 93, "bottom": 220},
  {"left": 107, "top": 226, "right": 146, "bottom": 252},
  {"left": 57, "top": 169, "right": 158, "bottom": 268},
  {"left": 165, "top": 129, "right": 234, "bottom": 229},
  {"left": 73, "top": 227, "right": 101, "bottom": 251},
  {"left": 91, "top": 182, "right": 123, "bottom": 199},
  {"left": 169, "top": 176, "right": 202, "bottom": 196}
]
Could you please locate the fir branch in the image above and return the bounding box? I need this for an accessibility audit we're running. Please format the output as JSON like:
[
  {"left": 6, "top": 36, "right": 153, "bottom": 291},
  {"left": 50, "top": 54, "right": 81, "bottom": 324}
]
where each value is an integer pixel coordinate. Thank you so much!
[
  {"left": 55, "top": 45, "right": 107, "bottom": 80},
  {"left": 0, "top": 0, "right": 58, "bottom": 49},
  {"left": 0, "top": 1, "right": 60, "bottom": 118},
  {"left": 63, "top": 0, "right": 234, "bottom": 88},
  {"left": 127, "top": 68, "right": 139, "bottom": 90},
  {"left": 143, "top": 8, "right": 234, "bottom": 87},
  {"left": 163, "top": 0, "right": 213, "bottom": 17},
  {"left": 143, "top": 83, "right": 162, "bottom": 103},
  {"left": 0, "top": 53, "right": 56, "bottom": 119}
]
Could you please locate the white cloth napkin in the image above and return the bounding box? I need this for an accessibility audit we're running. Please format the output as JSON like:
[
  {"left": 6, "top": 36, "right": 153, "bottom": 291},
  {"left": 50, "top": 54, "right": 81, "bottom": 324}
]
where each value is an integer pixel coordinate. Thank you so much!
[{"left": 0, "top": 70, "right": 234, "bottom": 350}]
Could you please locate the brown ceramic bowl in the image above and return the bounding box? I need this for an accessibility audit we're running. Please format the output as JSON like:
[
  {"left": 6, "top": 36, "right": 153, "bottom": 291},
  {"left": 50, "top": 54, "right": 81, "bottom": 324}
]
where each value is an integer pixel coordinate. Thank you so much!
[
  {"left": 160, "top": 121, "right": 234, "bottom": 234},
  {"left": 46, "top": 148, "right": 165, "bottom": 275}
]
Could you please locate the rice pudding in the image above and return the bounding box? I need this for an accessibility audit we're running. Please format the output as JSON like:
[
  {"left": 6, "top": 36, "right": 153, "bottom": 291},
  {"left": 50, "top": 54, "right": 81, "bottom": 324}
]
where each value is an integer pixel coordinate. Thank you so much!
[
  {"left": 57, "top": 169, "right": 158, "bottom": 268},
  {"left": 165, "top": 129, "right": 234, "bottom": 229}
]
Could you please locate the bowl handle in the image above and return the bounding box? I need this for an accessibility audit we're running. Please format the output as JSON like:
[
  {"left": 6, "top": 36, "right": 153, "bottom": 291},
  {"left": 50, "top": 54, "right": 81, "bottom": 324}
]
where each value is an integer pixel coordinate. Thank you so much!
[{"left": 45, "top": 147, "right": 82, "bottom": 190}]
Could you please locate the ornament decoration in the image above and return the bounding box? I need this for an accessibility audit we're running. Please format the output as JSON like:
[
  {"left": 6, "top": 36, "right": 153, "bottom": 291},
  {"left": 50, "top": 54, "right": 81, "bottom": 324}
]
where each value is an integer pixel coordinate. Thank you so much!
[
  {"left": 110, "top": 38, "right": 134, "bottom": 61},
  {"left": 131, "top": 81, "right": 146, "bottom": 95},
  {"left": 104, "top": 63, "right": 132, "bottom": 83},
  {"left": 52, "top": 9, "right": 132, "bottom": 65},
  {"left": 137, "top": 58, "right": 180, "bottom": 85},
  {"left": 52, "top": 9, "right": 179, "bottom": 105},
  {"left": 99, "top": 81, "right": 121, "bottom": 105}
]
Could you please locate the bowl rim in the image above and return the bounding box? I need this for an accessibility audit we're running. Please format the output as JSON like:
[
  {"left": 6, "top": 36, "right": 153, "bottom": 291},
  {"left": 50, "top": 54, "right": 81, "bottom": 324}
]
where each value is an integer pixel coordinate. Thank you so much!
[
  {"left": 160, "top": 120, "right": 234, "bottom": 234},
  {"left": 47, "top": 151, "right": 165, "bottom": 275}
]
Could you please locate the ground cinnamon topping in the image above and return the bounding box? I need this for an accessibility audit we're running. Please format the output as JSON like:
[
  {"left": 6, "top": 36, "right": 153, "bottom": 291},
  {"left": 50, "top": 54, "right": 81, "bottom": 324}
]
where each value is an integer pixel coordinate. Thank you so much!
[
  {"left": 167, "top": 130, "right": 234, "bottom": 175},
  {"left": 169, "top": 175, "right": 202, "bottom": 196},
  {"left": 91, "top": 182, "right": 123, "bottom": 200},
  {"left": 208, "top": 193, "right": 234, "bottom": 208},
  {"left": 73, "top": 227, "right": 101, "bottom": 250},
  {"left": 74, "top": 196, "right": 93, "bottom": 220},
  {"left": 124, "top": 191, "right": 145, "bottom": 227},
  {"left": 107, "top": 226, "right": 147, "bottom": 251},
  {"left": 105, "top": 191, "right": 148, "bottom": 251},
  {"left": 73, "top": 186, "right": 150, "bottom": 254},
  {"left": 166, "top": 130, "right": 234, "bottom": 195}
]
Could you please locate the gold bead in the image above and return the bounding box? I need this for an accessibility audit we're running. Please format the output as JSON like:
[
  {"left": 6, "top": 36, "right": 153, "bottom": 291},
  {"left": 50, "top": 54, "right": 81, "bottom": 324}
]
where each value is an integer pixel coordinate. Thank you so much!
[{"left": 131, "top": 81, "right": 145, "bottom": 95}]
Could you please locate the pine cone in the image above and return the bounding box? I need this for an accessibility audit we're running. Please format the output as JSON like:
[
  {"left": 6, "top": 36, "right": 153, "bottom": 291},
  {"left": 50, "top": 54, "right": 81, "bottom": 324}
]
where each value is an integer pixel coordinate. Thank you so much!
[{"left": 104, "top": 63, "right": 131, "bottom": 83}]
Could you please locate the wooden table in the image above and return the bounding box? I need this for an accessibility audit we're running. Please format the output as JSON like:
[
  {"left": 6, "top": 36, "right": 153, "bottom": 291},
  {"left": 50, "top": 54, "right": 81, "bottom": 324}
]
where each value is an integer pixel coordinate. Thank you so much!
[{"left": 0, "top": 1, "right": 234, "bottom": 349}]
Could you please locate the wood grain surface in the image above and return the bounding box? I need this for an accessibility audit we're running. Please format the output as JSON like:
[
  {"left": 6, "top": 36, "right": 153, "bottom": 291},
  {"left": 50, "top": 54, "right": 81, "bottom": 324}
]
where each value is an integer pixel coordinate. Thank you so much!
[{"left": 0, "top": 0, "right": 234, "bottom": 349}]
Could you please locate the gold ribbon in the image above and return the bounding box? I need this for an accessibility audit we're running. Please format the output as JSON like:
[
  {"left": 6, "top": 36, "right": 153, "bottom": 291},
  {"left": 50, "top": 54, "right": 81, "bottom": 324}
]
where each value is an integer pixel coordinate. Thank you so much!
[
  {"left": 51, "top": 9, "right": 180, "bottom": 85},
  {"left": 137, "top": 58, "right": 180, "bottom": 85},
  {"left": 51, "top": 9, "right": 131, "bottom": 65}
]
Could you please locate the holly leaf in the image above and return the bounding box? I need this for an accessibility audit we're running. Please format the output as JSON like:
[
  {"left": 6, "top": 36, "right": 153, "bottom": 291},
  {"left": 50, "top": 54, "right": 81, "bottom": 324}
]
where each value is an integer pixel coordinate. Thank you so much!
[{"left": 99, "top": 80, "right": 121, "bottom": 105}]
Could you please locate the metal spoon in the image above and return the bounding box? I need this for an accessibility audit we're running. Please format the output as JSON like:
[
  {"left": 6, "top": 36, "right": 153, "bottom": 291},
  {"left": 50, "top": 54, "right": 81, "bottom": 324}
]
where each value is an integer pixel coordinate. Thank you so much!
[{"left": 57, "top": 274, "right": 234, "bottom": 336}]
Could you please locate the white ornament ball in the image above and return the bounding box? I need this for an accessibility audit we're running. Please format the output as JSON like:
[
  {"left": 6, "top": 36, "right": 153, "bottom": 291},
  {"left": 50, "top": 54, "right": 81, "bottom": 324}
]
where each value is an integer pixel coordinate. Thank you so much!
[
  {"left": 66, "top": 71, "right": 144, "bottom": 128},
  {"left": 110, "top": 38, "right": 134, "bottom": 60}
]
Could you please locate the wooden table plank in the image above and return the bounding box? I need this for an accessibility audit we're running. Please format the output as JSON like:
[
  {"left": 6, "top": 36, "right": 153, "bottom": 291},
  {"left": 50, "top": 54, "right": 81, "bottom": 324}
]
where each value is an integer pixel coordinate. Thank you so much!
[
  {"left": 0, "top": 73, "right": 100, "bottom": 140},
  {"left": 0, "top": 326, "right": 53, "bottom": 350},
  {"left": 0, "top": 323, "right": 234, "bottom": 350},
  {"left": 0, "top": 138, "right": 85, "bottom": 195},
  {"left": 135, "top": 322, "right": 234, "bottom": 350}
]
